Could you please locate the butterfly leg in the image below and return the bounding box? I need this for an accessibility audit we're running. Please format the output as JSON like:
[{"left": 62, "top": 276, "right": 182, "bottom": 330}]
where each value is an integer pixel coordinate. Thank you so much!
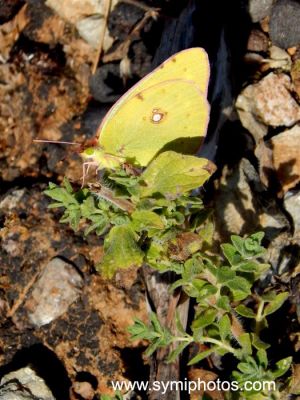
[
  {"left": 82, "top": 161, "right": 100, "bottom": 187},
  {"left": 82, "top": 161, "right": 93, "bottom": 187}
]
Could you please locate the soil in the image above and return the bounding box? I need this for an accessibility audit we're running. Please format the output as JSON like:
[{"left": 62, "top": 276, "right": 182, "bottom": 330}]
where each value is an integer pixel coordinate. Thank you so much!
[{"left": 0, "top": 1, "right": 299, "bottom": 399}]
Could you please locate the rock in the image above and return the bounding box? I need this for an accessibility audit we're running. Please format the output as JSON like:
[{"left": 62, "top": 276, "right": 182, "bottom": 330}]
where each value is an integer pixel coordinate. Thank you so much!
[
  {"left": 270, "top": 0, "right": 300, "bottom": 49},
  {"left": 284, "top": 190, "right": 300, "bottom": 238},
  {"left": 248, "top": 0, "right": 274, "bottom": 23},
  {"left": 72, "top": 381, "right": 95, "bottom": 400},
  {"left": 269, "top": 125, "right": 300, "bottom": 192},
  {"left": 214, "top": 158, "right": 289, "bottom": 239},
  {"left": 0, "top": 366, "right": 55, "bottom": 400},
  {"left": 291, "top": 48, "right": 300, "bottom": 97},
  {"left": 25, "top": 257, "right": 83, "bottom": 327},
  {"left": 45, "top": 0, "right": 116, "bottom": 49},
  {"left": 247, "top": 29, "right": 269, "bottom": 52},
  {"left": 0, "top": 189, "right": 26, "bottom": 211},
  {"left": 236, "top": 73, "right": 300, "bottom": 141},
  {"left": 265, "top": 46, "right": 292, "bottom": 70}
]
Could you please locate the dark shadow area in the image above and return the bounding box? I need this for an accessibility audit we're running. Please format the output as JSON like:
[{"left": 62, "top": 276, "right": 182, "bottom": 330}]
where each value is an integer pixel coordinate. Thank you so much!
[
  {"left": 0, "top": 343, "right": 71, "bottom": 400},
  {"left": 0, "top": 178, "right": 51, "bottom": 196},
  {"left": 261, "top": 301, "right": 297, "bottom": 362},
  {"left": 118, "top": 347, "right": 150, "bottom": 399},
  {"left": 157, "top": 136, "right": 204, "bottom": 157},
  {"left": 75, "top": 371, "right": 98, "bottom": 390},
  {"left": 11, "top": 34, "right": 66, "bottom": 72}
]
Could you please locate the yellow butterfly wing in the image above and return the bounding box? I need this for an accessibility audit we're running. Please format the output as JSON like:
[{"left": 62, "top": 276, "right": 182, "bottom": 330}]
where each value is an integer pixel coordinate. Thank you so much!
[
  {"left": 98, "top": 48, "right": 209, "bottom": 129},
  {"left": 136, "top": 47, "right": 209, "bottom": 94},
  {"left": 99, "top": 79, "right": 209, "bottom": 166}
]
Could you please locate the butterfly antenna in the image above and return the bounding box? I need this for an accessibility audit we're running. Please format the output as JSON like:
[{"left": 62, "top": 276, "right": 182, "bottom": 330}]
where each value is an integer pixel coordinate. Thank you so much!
[{"left": 33, "top": 139, "right": 80, "bottom": 145}]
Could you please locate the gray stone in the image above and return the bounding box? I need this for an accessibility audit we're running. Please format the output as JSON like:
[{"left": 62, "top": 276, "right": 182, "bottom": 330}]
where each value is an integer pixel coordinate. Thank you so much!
[
  {"left": 26, "top": 257, "right": 83, "bottom": 327},
  {"left": 236, "top": 73, "right": 300, "bottom": 142},
  {"left": 284, "top": 190, "right": 300, "bottom": 238},
  {"left": 248, "top": 0, "right": 274, "bottom": 22},
  {"left": 270, "top": 0, "right": 300, "bottom": 48},
  {"left": 0, "top": 367, "right": 55, "bottom": 400}
]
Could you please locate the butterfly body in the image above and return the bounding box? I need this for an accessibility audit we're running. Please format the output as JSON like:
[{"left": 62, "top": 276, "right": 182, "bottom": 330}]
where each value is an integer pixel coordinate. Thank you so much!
[{"left": 81, "top": 47, "right": 210, "bottom": 168}]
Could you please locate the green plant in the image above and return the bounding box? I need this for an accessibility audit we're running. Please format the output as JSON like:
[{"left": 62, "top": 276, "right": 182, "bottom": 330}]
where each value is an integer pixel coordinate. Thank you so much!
[
  {"left": 45, "top": 151, "right": 213, "bottom": 277},
  {"left": 129, "top": 233, "right": 291, "bottom": 398},
  {"left": 45, "top": 151, "right": 292, "bottom": 399},
  {"left": 100, "top": 391, "right": 123, "bottom": 400}
]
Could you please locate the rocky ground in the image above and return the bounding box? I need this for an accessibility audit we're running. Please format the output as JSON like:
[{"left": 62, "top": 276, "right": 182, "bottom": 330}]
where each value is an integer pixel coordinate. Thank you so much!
[{"left": 0, "top": 0, "right": 300, "bottom": 399}]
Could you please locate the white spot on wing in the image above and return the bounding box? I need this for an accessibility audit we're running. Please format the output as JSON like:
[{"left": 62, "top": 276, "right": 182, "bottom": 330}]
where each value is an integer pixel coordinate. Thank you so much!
[{"left": 151, "top": 108, "right": 166, "bottom": 124}]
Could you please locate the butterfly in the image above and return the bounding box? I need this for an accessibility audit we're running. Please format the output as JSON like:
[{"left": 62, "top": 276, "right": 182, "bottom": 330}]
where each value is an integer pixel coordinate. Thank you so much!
[{"left": 81, "top": 47, "right": 210, "bottom": 173}]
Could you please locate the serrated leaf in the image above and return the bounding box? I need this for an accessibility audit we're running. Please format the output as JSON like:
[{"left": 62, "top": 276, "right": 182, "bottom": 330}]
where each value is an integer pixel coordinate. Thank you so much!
[
  {"left": 139, "top": 151, "right": 214, "bottom": 197},
  {"left": 99, "top": 225, "right": 144, "bottom": 278},
  {"left": 45, "top": 186, "right": 76, "bottom": 205},
  {"left": 81, "top": 196, "right": 98, "bottom": 217}
]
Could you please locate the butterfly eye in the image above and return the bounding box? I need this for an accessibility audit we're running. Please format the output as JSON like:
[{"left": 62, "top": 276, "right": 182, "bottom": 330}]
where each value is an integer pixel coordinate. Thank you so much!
[{"left": 85, "top": 147, "right": 95, "bottom": 156}]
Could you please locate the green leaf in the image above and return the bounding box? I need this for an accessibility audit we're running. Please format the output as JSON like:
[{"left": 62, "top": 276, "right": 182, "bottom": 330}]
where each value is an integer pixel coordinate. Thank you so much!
[
  {"left": 219, "top": 314, "right": 231, "bottom": 340},
  {"left": 244, "top": 232, "right": 264, "bottom": 251},
  {"left": 216, "top": 296, "right": 231, "bottom": 311},
  {"left": 231, "top": 235, "right": 245, "bottom": 255},
  {"left": 272, "top": 357, "right": 292, "bottom": 379},
  {"left": 233, "top": 261, "right": 260, "bottom": 273},
  {"left": 237, "top": 333, "right": 252, "bottom": 356},
  {"left": 251, "top": 333, "right": 270, "bottom": 351},
  {"left": 188, "top": 348, "right": 215, "bottom": 365},
  {"left": 256, "top": 349, "right": 268, "bottom": 369},
  {"left": 192, "top": 309, "right": 218, "bottom": 330},
  {"left": 139, "top": 151, "right": 214, "bottom": 197},
  {"left": 235, "top": 305, "right": 256, "bottom": 319},
  {"left": 99, "top": 225, "right": 144, "bottom": 278},
  {"left": 216, "top": 266, "right": 236, "bottom": 283},
  {"left": 80, "top": 196, "right": 99, "bottom": 217},
  {"left": 167, "top": 341, "right": 190, "bottom": 363},
  {"left": 45, "top": 185, "right": 77, "bottom": 206},
  {"left": 196, "top": 284, "right": 218, "bottom": 301},
  {"left": 175, "top": 311, "right": 187, "bottom": 336},
  {"left": 221, "top": 243, "right": 241, "bottom": 266},
  {"left": 263, "top": 292, "right": 289, "bottom": 317},
  {"left": 226, "top": 277, "right": 252, "bottom": 301},
  {"left": 128, "top": 318, "right": 159, "bottom": 341},
  {"left": 63, "top": 176, "right": 73, "bottom": 193},
  {"left": 131, "top": 210, "right": 165, "bottom": 233}
]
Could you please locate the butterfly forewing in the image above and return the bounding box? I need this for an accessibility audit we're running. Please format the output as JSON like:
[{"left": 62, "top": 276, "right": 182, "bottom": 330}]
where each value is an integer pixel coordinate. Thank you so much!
[
  {"left": 97, "top": 48, "right": 210, "bottom": 139},
  {"left": 99, "top": 79, "right": 209, "bottom": 166}
]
